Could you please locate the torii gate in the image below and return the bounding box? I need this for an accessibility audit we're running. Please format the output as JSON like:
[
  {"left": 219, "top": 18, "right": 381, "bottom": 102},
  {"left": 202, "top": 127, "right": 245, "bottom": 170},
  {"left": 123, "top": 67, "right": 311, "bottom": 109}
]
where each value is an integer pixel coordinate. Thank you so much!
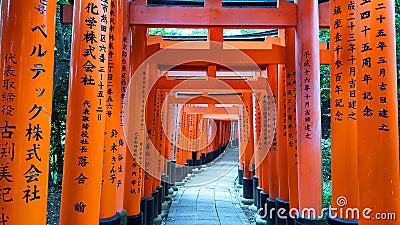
[{"left": 0, "top": 0, "right": 398, "bottom": 225}]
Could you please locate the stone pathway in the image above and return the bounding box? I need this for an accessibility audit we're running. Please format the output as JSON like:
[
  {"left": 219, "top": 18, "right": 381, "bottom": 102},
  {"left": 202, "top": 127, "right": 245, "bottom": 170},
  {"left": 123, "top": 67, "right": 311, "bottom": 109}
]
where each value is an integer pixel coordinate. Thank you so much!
[{"left": 165, "top": 147, "right": 253, "bottom": 225}]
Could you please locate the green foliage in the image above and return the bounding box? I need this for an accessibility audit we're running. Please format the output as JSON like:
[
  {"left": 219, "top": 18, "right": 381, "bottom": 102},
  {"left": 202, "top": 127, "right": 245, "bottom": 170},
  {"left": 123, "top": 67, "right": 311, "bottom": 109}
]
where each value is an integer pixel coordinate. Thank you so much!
[
  {"left": 238, "top": 29, "right": 269, "bottom": 35},
  {"left": 149, "top": 28, "right": 207, "bottom": 36},
  {"left": 396, "top": 0, "right": 400, "bottom": 124},
  {"left": 320, "top": 64, "right": 331, "bottom": 139},
  {"left": 49, "top": 1, "right": 72, "bottom": 185},
  {"left": 322, "top": 137, "right": 332, "bottom": 208},
  {"left": 319, "top": 29, "right": 332, "bottom": 208},
  {"left": 323, "top": 180, "right": 332, "bottom": 209},
  {"left": 321, "top": 138, "right": 331, "bottom": 182}
]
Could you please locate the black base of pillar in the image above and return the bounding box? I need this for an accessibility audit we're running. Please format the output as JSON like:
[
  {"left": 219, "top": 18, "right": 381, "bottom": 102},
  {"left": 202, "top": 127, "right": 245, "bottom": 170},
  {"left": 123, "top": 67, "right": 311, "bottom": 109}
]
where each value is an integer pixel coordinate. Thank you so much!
[
  {"left": 100, "top": 212, "right": 122, "bottom": 225},
  {"left": 146, "top": 197, "right": 154, "bottom": 225},
  {"left": 184, "top": 163, "right": 192, "bottom": 175},
  {"left": 160, "top": 181, "right": 166, "bottom": 198},
  {"left": 152, "top": 191, "right": 159, "bottom": 218},
  {"left": 200, "top": 155, "right": 205, "bottom": 165},
  {"left": 140, "top": 197, "right": 147, "bottom": 225},
  {"left": 127, "top": 212, "right": 143, "bottom": 225},
  {"left": 295, "top": 216, "right": 326, "bottom": 225},
  {"left": 252, "top": 176, "right": 259, "bottom": 206},
  {"left": 196, "top": 159, "right": 202, "bottom": 166},
  {"left": 183, "top": 164, "right": 187, "bottom": 177},
  {"left": 175, "top": 165, "right": 184, "bottom": 182},
  {"left": 327, "top": 215, "right": 358, "bottom": 225},
  {"left": 259, "top": 192, "right": 269, "bottom": 219},
  {"left": 200, "top": 153, "right": 206, "bottom": 165},
  {"left": 256, "top": 187, "right": 262, "bottom": 209},
  {"left": 242, "top": 177, "right": 253, "bottom": 199},
  {"left": 187, "top": 159, "right": 194, "bottom": 167},
  {"left": 164, "top": 177, "right": 170, "bottom": 196},
  {"left": 167, "top": 160, "right": 176, "bottom": 185},
  {"left": 156, "top": 186, "right": 163, "bottom": 213},
  {"left": 238, "top": 167, "right": 243, "bottom": 185},
  {"left": 276, "top": 198, "right": 289, "bottom": 225},
  {"left": 162, "top": 176, "right": 170, "bottom": 197},
  {"left": 266, "top": 198, "right": 277, "bottom": 225}
]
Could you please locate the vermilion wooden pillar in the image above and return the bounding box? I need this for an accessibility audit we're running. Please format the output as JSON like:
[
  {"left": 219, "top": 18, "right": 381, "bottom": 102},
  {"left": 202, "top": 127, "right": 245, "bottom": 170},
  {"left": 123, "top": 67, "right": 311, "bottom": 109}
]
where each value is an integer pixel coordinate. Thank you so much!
[
  {"left": 0, "top": 0, "right": 56, "bottom": 224},
  {"left": 259, "top": 92, "right": 269, "bottom": 195},
  {"left": 253, "top": 93, "right": 262, "bottom": 207},
  {"left": 164, "top": 101, "right": 176, "bottom": 187},
  {"left": 117, "top": 0, "right": 130, "bottom": 212},
  {"left": 144, "top": 78, "right": 156, "bottom": 224},
  {"left": 210, "top": 119, "right": 217, "bottom": 155},
  {"left": 277, "top": 65, "right": 289, "bottom": 205},
  {"left": 153, "top": 84, "right": 163, "bottom": 219},
  {"left": 355, "top": 1, "right": 400, "bottom": 224},
  {"left": 206, "top": 118, "right": 216, "bottom": 162},
  {"left": 116, "top": 0, "right": 130, "bottom": 213},
  {"left": 123, "top": 26, "right": 147, "bottom": 225},
  {"left": 174, "top": 105, "right": 188, "bottom": 185},
  {"left": 296, "top": 0, "right": 323, "bottom": 221},
  {"left": 155, "top": 90, "right": 164, "bottom": 186},
  {"left": 266, "top": 65, "right": 279, "bottom": 224},
  {"left": 167, "top": 104, "right": 178, "bottom": 162},
  {"left": 195, "top": 114, "right": 203, "bottom": 164},
  {"left": 60, "top": 0, "right": 109, "bottom": 223},
  {"left": 233, "top": 121, "right": 239, "bottom": 145},
  {"left": 329, "top": 0, "right": 359, "bottom": 224},
  {"left": 188, "top": 113, "right": 196, "bottom": 165},
  {"left": 182, "top": 110, "right": 190, "bottom": 164},
  {"left": 238, "top": 104, "right": 246, "bottom": 185},
  {"left": 199, "top": 117, "right": 208, "bottom": 163},
  {"left": 284, "top": 27, "right": 299, "bottom": 224},
  {"left": 100, "top": 0, "right": 123, "bottom": 221},
  {"left": 276, "top": 64, "right": 290, "bottom": 225},
  {"left": 152, "top": 88, "right": 164, "bottom": 219},
  {"left": 175, "top": 105, "right": 184, "bottom": 166},
  {"left": 218, "top": 120, "right": 223, "bottom": 153},
  {"left": 242, "top": 93, "right": 254, "bottom": 199},
  {"left": 159, "top": 92, "right": 169, "bottom": 184}
]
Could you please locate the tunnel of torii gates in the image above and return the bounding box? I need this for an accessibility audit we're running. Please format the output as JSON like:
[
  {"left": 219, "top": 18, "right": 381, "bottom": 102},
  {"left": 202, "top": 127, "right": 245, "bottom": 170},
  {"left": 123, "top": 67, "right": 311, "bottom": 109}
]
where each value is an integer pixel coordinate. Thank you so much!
[{"left": 0, "top": 0, "right": 399, "bottom": 225}]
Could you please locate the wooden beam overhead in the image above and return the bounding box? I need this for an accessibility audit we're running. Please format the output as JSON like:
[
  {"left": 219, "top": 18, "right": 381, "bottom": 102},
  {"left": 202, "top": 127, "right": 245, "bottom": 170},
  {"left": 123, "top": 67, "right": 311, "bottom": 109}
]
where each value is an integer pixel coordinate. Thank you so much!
[
  {"left": 169, "top": 95, "right": 243, "bottom": 104},
  {"left": 156, "top": 76, "right": 268, "bottom": 93},
  {"left": 146, "top": 44, "right": 287, "bottom": 67},
  {"left": 61, "top": 2, "right": 331, "bottom": 28},
  {"left": 147, "top": 46, "right": 330, "bottom": 67},
  {"left": 184, "top": 106, "right": 239, "bottom": 115},
  {"left": 202, "top": 114, "right": 238, "bottom": 121},
  {"left": 131, "top": 1, "right": 297, "bottom": 28}
]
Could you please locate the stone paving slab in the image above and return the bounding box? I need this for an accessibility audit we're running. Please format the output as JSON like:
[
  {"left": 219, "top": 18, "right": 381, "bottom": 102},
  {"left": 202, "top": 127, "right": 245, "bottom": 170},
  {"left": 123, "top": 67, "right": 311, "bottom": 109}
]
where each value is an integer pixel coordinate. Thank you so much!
[{"left": 165, "top": 147, "right": 254, "bottom": 225}]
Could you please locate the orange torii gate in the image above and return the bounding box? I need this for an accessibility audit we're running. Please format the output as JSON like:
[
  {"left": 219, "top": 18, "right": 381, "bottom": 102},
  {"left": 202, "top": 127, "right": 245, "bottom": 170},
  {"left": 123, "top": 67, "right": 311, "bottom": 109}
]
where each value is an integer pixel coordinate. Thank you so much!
[{"left": 0, "top": 0, "right": 398, "bottom": 225}]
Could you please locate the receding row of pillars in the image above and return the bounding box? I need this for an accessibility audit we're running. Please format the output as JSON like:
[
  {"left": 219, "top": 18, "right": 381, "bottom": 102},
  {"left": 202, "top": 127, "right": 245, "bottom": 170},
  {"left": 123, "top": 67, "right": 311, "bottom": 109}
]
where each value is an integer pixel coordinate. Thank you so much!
[
  {"left": 237, "top": 1, "right": 399, "bottom": 225},
  {"left": 0, "top": 0, "right": 237, "bottom": 224},
  {"left": 0, "top": 0, "right": 399, "bottom": 225}
]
